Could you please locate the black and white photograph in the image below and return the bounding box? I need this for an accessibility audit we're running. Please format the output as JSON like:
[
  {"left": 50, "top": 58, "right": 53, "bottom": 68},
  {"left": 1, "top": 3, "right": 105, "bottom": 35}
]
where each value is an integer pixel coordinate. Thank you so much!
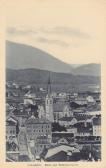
[{"left": 5, "top": 0, "right": 103, "bottom": 163}]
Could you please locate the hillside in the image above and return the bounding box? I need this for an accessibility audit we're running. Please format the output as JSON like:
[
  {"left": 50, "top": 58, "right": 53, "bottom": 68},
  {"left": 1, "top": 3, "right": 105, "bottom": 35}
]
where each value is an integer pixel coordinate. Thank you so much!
[
  {"left": 6, "top": 41, "right": 73, "bottom": 73},
  {"left": 6, "top": 41, "right": 101, "bottom": 76},
  {"left": 6, "top": 68, "right": 100, "bottom": 92},
  {"left": 73, "top": 63, "right": 101, "bottom": 76}
]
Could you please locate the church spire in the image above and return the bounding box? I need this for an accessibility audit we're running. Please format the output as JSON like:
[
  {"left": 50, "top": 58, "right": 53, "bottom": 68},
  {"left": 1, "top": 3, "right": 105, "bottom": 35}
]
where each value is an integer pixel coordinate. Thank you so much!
[
  {"left": 45, "top": 71, "right": 54, "bottom": 122},
  {"left": 47, "top": 72, "right": 51, "bottom": 96}
]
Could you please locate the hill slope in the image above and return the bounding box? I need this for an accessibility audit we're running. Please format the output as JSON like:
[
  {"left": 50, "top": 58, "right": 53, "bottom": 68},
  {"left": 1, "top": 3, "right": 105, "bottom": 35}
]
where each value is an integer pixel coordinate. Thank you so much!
[
  {"left": 6, "top": 68, "right": 100, "bottom": 92},
  {"left": 6, "top": 41, "right": 101, "bottom": 76},
  {"left": 6, "top": 41, "right": 73, "bottom": 73},
  {"left": 73, "top": 63, "right": 101, "bottom": 76}
]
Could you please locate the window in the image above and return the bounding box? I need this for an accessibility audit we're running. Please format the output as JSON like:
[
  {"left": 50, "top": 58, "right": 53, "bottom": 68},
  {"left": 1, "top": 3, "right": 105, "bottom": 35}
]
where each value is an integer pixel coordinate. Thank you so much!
[
  {"left": 13, "top": 130, "right": 15, "bottom": 134},
  {"left": 10, "top": 130, "right": 12, "bottom": 134}
]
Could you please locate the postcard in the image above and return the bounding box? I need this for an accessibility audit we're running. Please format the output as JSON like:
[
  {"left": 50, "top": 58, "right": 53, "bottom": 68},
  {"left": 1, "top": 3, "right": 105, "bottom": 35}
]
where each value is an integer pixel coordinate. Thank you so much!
[{"left": 0, "top": 0, "right": 106, "bottom": 168}]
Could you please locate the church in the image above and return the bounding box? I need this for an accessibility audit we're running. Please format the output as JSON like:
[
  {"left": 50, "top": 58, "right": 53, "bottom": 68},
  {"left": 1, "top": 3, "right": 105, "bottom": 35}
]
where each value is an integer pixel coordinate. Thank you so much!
[{"left": 44, "top": 73, "right": 73, "bottom": 123}]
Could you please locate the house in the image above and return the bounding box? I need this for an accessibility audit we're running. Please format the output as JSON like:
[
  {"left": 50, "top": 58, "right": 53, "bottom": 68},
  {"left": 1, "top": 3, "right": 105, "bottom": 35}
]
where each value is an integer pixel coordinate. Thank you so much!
[
  {"left": 59, "top": 117, "right": 77, "bottom": 127},
  {"left": 92, "top": 116, "right": 101, "bottom": 136}
]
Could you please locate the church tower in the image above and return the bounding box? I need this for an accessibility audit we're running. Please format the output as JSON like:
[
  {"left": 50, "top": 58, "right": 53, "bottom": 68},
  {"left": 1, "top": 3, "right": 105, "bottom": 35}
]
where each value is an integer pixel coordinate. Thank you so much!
[{"left": 45, "top": 72, "right": 54, "bottom": 122}]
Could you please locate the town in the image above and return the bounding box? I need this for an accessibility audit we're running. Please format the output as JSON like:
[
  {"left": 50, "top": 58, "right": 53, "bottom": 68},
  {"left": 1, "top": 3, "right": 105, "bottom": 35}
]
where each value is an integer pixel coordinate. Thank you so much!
[{"left": 6, "top": 78, "right": 101, "bottom": 162}]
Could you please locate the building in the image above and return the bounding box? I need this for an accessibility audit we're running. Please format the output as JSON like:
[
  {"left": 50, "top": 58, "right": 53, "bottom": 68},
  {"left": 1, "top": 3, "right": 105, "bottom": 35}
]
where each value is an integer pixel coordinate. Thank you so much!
[
  {"left": 66, "top": 126, "right": 77, "bottom": 135},
  {"left": 53, "top": 102, "right": 73, "bottom": 122},
  {"left": 12, "top": 109, "right": 28, "bottom": 126},
  {"left": 74, "top": 97, "right": 87, "bottom": 106},
  {"left": 86, "top": 95, "right": 96, "bottom": 105},
  {"left": 45, "top": 94, "right": 54, "bottom": 122},
  {"left": 52, "top": 132, "right": 74, "bottom": 144},
  {"left": 25, "top": 115, "right": 52, "bottom": 142},
  {"left": 6, "top": 151, "right": 20, "bottom": 162},
  {"left": 25, "top": 115, "right": 52, "bottom": 159},
  {"left": 74, "top": 121, "right": 92, "bottom": 137},
  {"left": 6, "top": 118, "right": 17, "bottom": 139},
  {"left": 45, "top": 73, "right": 54, "bottom": 122},
  {"left": 24, "top": 97, "right": 35, "bottom": 105},
  {"left": 41, "top": 144, "right": 80, "bottom": 161},
  {"left": 59, "top": 117, "right": 77, "bottom": 127},
  {"left": 92, "top": 116, "right": 101, "bottom": 136},
  {"left": 24, "top": 91, "right": 38, "bottom": 105},
  {"left": 35, "top": 135, "right": 51, "bottom": 158},
  {"left": 38, "top": 105, "right": 45, "bottom": 119}
]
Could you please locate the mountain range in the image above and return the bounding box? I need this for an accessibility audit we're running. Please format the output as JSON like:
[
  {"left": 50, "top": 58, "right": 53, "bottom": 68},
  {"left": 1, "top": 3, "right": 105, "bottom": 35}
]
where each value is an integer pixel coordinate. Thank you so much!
[{"left": 6, "top": 41, "right": 101, "bottom": 76}]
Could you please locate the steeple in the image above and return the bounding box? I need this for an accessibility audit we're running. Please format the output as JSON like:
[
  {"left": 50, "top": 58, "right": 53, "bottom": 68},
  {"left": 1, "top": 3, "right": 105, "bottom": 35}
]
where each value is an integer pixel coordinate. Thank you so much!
[
  {"left": 45, "top": 71, "right": 54, "bottom": 122},
  {"left": 47, "top": 72, "right": 51, "bottom": 96}
]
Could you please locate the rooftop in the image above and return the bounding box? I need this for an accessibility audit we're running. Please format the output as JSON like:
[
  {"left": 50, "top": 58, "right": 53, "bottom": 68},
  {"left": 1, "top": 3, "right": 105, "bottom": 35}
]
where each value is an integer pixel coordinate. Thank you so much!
[
  {"left": 44, "top": 144, "right": 80, "bottom": 159},
  {"left": 26, "top": 116, "right": 51, "bottom": 124}
]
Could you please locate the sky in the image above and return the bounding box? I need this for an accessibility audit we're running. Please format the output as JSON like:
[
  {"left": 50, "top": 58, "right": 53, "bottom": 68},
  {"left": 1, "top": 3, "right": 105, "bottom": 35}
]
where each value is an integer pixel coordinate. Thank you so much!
[{"left": 5, "top": 0, "right": 105, "bottom": 65}]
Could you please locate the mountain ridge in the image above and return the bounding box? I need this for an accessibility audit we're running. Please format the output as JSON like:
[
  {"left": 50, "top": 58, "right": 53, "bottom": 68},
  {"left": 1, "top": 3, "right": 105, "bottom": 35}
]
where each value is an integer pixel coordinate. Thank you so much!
[
  {"left": 6, "top": 41, "right": 101, "bottom": 76},
  {"left": 6, "top": 68, "right": 100, "bottom": 92},
  {"left": 6, "top": 40, "right": 73, "bottom": 73}
]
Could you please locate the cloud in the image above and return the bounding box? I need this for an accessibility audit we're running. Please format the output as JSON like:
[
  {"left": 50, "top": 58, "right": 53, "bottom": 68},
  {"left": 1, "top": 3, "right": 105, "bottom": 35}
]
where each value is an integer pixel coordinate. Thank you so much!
[
  {"left": 37, "top": 37, "right": 69, "bottom": 47},
  {"left": 7, "top": 26, "right": 91, "bottom": 40},
  {"left": 7, "top": 26, "right": 90, "bottom": 48},
  {"left": 7, "top": 27, "right": 37, "bottom": 35},
  {"left": 39, "top": 26, "right": 91, "bottom": 39}
]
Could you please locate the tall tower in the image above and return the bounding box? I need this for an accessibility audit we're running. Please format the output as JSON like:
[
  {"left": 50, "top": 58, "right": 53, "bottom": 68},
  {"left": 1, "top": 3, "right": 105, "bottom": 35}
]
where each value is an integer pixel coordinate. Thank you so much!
[{"left": 45, "top": 72, "right": 54, "bottom": 122}]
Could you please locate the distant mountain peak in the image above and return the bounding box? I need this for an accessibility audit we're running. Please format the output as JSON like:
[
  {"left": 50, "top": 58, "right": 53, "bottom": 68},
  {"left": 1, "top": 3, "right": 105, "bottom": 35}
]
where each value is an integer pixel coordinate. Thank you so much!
[{"left": 6, "top": 41, "right": 100, "bottom": 76}]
